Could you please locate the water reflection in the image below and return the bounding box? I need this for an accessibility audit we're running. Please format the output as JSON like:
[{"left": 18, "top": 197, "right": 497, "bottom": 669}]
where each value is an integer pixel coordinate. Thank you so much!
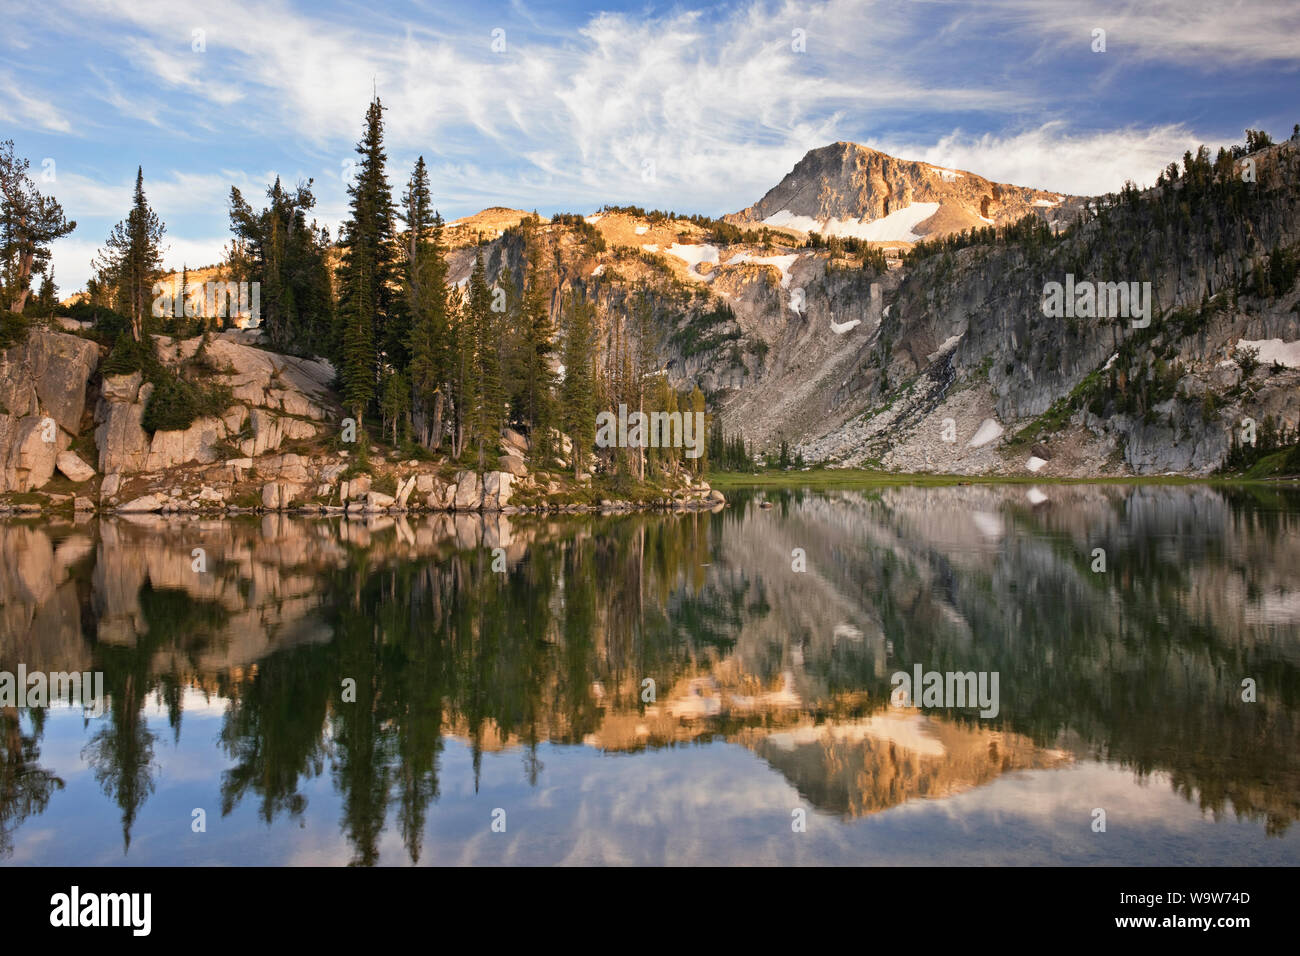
[{"left": 2, "top": 483, "right": 1298, "bottom": 864}]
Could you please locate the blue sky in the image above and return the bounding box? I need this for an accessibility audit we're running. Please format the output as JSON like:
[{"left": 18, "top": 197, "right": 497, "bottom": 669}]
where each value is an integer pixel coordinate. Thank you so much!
[{"left": 2, "top": 0, "right": 1298, "bottom": 293}]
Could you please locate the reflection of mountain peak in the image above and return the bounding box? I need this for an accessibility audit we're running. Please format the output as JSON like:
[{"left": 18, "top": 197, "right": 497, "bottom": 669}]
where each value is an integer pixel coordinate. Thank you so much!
[{"left": 746, "top": 714, "right": 1072, "bottom": 818}]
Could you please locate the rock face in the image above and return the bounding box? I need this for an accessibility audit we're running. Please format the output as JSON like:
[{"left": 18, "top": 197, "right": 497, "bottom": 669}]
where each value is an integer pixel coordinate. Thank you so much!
[
  {"left": 0, "top": 330, "right": 99, "bottom": 492},
  {"left": 93, "top": 330, "right": 334, "bottom": 479},
  {"left": 453, "top": 471, "right": 482, "bottom": 510},
  {"left": 482, "top": 471, "right": 513, "bottom": 510}
]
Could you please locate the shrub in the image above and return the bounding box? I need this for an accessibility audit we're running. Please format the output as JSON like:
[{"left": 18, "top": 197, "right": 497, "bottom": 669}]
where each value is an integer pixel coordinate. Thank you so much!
[
  {"left": 101, "top": 332, "right": 146, "bottom": 376},
  {"left": 141, "top": 368, "right": 232, "bottom": 434},
  {"left": 68, "top": 303, "right": 132, "bottom": 339},
  {"left": 0, "top": 310, "right": 31, "bottom": 350}
]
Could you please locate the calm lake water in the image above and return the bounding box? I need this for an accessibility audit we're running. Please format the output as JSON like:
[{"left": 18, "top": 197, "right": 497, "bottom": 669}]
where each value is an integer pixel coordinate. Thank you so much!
[{"left": 2, "top": 483, "right": 1298, "bottom": 865}]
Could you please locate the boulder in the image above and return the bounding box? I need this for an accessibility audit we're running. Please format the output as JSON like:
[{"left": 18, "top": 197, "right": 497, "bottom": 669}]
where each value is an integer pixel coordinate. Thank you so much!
[
  {"left": 100, "top": 371, "right": 143, "bottom": 403},
  {"left": 341, "top": 475, "right": 370, "bottom": 501},
  {"left": 2, "top": 330, "right": 100, "bottom": 434},
  {"left": 95, "top": 399, "right": 151, "bottom": 474},
  {"left": 0, "top": 415, "right": 69, "bottom": 492},
  {"left": 74, "top": 496, "right": 95, "bottom": 511},
  {"left": 415, "top": 474, "right": 435, "bottom": 494},
  {"left": 395, "top": 475, "right": 417, "bottom": 508},
  {"left": 56, "top": 450, "right": 96, "bottom": 483},
  {"left": 482, "top": 471, "right": 514, "bottom": 510},
  {"left": 498, "top": 454, "right": 527, "bottom": 477},
  {"left": 260, "top": 452, "right": 310, "bottom": 483},
  {"left": 118, "top": 493, "right": 166, "bottom": 513},
  {"left": 453, "top": 471, "right": 482, "bottom": 511},
  {"left": 261, "top": 481, "right": 303, "bottom": 510},
  {"left": 364, "top": 491, "right": 396, "bottom": 511},
  {"left": 101, "top": 473, "right": 122, "bottom": 498}
]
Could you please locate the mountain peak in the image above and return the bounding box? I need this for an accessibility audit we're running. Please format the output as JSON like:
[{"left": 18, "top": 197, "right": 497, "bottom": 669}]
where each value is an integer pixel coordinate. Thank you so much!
[{"left": 730, "top": 142, "right": 1076, "bottom": 243}]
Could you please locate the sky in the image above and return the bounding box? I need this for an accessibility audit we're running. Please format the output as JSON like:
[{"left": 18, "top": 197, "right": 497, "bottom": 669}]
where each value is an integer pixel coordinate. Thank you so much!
[{"left": 2, "top": 0, "right": 1298, "bottom": 294}]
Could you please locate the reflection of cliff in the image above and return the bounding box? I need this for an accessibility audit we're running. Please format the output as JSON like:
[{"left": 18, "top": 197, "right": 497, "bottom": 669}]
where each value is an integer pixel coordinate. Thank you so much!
[
  {"left": 714, "top": 484, "right": 1300, "bottom": 833},
  {"left": 745, "top": 713, "right": 1071, "bottom": 817}
]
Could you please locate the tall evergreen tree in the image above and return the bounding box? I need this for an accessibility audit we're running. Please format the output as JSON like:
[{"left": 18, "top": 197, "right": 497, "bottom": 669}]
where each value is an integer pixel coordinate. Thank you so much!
[
  {"left": 468, "top": 253, "right": 504, "bottom": 468},
  {"left": 0, "top": 139, "right": 76, "bottom": 314},
  {"left": 513, "top": 230, "right": 557, "bottom": 456},
  {"left": 400, "top": 157, "right": 451, "bottom": 449},
  {"left": 94, "top": 167, "right": 164, "bottom": 340},
  {"left": 341, "top": 235, "right": 377, "bottom": 425},
  {"left": 336, "top": 97, "right": 399, "bottom": 427},
  {"left": 560, "top": 293, "right": 597, "bottom": 479}
]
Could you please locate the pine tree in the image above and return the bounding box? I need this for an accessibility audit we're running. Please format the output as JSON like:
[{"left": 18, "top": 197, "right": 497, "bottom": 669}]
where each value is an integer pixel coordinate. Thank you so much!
[
  {"left": 560, "top": 293, "right": 597, "bottom": 479},
  {"left": 468, "top": 252, "right": 504, "bottom": 469},
  {"left": 0, "top": 139, "right": 76, "bottom": 314},
  {"left": 177, "top": 263, "right": 190, "bottom": 328},
  {"left": 688, "top": 386, "right": 707, "bottom": 475},
  {"left": 514, "top": 229, "right": 557, "bottom": 456},
  {"left": 631, "top": 288, "right": 659, "bottom": 479},
  {"left": 228, "top": 178, "right": 334, "bottom": 351},
  {"left": 94, "top": 167, "right": 164, "bottom": 340},
  {"left": 341, "top": 231, "right": 377, "bottom": 425},
  {"left": 34, "top": 269, "right": 56, "bottom": 316},
  {"left": 381, "top": 368, "right": 410, "bottom": 445},
  {"left": 336, "top": 97, "right": 398, "bottom": 428},
  {"left": 401, "top": 157, "right": 451, "bottom": 449}
]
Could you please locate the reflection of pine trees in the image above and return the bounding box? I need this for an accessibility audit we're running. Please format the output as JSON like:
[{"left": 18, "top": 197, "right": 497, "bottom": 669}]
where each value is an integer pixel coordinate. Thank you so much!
[
  {"left": 0, "top": 708, "right": 63, "bottom": 857},
  {"left": 219, "top": 643, "right": 333, "bottom": 822},
  {"left": 82, "top": 582, "right": 228, "bottom": 852}
]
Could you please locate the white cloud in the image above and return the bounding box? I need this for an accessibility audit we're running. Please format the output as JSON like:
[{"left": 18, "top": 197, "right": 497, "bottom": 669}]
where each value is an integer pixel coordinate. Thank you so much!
[
  {"left": 993, "top": 0, "right": 1300, "bottom": 65},
  {"left": 0, "top": 70, "right": 73, "bottom": 133},
  {"left": 894, "top": 122, "right": 1217, "bottom": 195}
]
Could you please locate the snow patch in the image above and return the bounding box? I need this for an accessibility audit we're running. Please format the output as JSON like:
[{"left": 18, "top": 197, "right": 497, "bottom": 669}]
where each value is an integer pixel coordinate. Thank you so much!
[
  {"left": 927, "top": 333, "right": 963, "bottom": 362},
  {"left": 726, "top": 252, "right": 800, "bottom": 288},
  {"left": 830, "top": 318, "right": 860, "bottom": 335},
  {"left": 762, "top": 202, "right": 941, "bottom": 242},
  {"left": 1032, "top": 198, "right": 1061, "bottom": 207},
  {"left": 590, "top": 264, "right": 604, "bottom": 277},
  {"left": 1237, "top": 338, "right": 1300, "bottom": 368},
  {"left": 585, "top": 214, "right": 604, "bottom": 223},
  {"left": 634, "top": 225, "right": 648, "bottom": 235},
  {"left": 967, "top": 418, "right": 1004, "bottom": 448},
  {"left": 1026, "top": 456, "right": 1047, "bottom": 473},
  {"left": 662, "top": 243, "right": 720, "bottom": 280}
]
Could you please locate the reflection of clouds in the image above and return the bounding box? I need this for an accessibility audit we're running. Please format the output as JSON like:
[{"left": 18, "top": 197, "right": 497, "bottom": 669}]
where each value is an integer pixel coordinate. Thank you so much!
[
  {"left": 1247, "top": 590, "right": 1300, "bottom": 625},
  {"left": 971, "top": 510, "right": 1004, "bottom": 540},
  {"left": 766, "top": 714, "right": 947, "bottom": 758}
]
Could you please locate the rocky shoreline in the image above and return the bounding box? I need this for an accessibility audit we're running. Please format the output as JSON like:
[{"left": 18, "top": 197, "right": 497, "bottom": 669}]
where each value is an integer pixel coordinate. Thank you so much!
[{"left": 0, "top": 326, "right": 725, "bottom": 520}]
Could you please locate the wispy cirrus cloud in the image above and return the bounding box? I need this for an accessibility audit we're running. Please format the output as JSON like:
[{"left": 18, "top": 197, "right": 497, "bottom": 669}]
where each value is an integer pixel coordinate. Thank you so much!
[{"left": 2, "top": 0, "right": 1296, "bottom": 293}]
